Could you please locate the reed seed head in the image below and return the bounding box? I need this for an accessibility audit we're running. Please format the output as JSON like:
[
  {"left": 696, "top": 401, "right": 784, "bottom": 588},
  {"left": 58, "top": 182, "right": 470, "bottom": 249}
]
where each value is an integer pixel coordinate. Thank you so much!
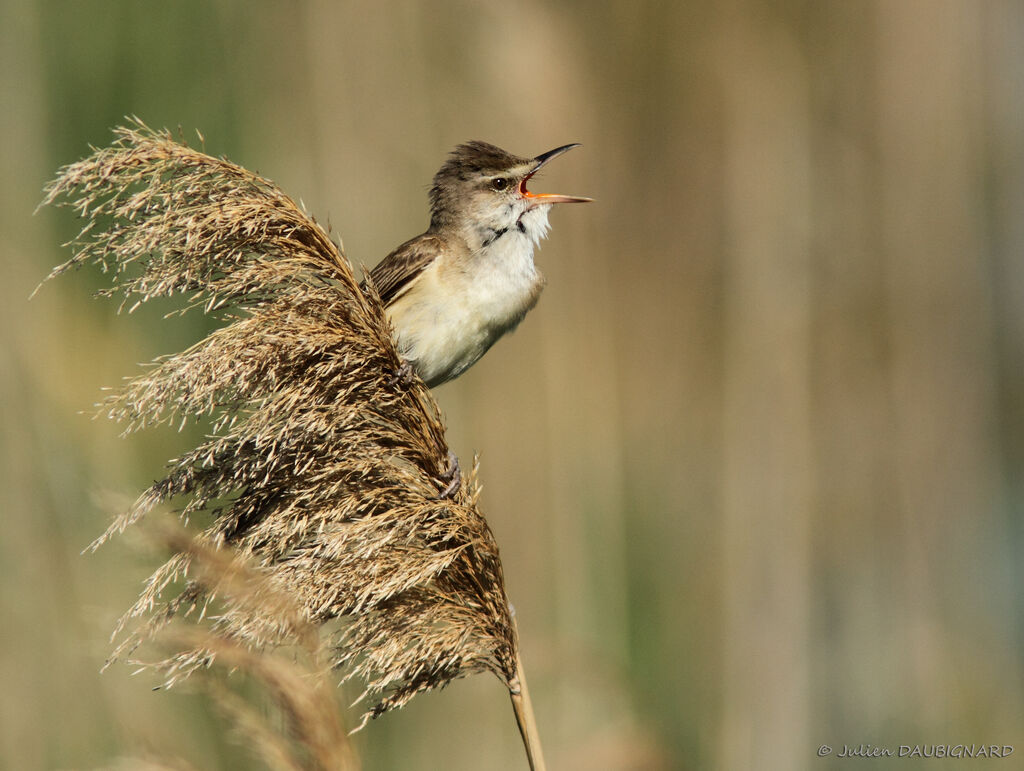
[{"left": 43, "top": 120, "right": 522, "bottom": 730}]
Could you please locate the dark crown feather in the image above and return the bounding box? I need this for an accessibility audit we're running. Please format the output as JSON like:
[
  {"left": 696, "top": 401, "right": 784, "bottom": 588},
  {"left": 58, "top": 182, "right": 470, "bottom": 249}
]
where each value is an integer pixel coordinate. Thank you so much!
[{"left": 428, "top": 141, "right": 530, "bottom": 227}]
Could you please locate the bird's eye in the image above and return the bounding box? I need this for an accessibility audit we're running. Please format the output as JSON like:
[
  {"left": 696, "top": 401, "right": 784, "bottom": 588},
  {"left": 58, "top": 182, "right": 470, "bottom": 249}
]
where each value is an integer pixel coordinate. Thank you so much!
[{"left": 490, "top": 177, "right": 509, "bottom": 191}]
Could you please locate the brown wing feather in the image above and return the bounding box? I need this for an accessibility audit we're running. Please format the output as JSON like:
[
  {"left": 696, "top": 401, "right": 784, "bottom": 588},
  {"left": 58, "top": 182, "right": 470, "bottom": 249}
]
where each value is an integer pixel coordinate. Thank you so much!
[{"left": 367, "top": 234, "right": 444, "bottom": 306}]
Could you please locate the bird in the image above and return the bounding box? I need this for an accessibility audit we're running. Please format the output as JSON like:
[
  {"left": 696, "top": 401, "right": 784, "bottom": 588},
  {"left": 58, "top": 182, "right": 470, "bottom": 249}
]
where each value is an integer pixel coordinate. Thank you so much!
[{"left": 368, "top": 141, "right": 591, "bottom": 389}]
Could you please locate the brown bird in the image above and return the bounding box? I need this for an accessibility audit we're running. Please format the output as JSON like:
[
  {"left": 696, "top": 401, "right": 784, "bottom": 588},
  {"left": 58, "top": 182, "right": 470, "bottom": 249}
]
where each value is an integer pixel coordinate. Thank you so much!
[{"left": 369, "top": 141, "right": 591, "bottom": 388}]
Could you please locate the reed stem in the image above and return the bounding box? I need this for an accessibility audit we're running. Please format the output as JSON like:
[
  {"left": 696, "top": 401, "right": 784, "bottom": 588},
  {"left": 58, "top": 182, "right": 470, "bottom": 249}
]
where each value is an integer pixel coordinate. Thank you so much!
[{"left": 509, "top": 642, "right": 546, "bottom": 771}]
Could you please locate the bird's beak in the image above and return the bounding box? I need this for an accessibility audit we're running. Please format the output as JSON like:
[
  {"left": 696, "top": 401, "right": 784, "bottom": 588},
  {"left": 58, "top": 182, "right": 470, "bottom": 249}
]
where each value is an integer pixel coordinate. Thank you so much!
[{"left": 520, "top": 143, "right": 593, "bottom": 205}]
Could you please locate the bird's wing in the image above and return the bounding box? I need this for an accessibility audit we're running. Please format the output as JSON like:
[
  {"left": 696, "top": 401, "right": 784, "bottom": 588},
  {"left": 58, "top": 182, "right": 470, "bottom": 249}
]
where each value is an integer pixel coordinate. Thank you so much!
[{"left": 368, "top": 234, "right": 445, "bottom": 306}]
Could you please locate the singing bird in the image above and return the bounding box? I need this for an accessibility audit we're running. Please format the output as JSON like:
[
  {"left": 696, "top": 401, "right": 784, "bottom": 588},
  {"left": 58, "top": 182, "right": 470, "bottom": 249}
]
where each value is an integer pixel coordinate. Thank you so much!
[{"left": 368, "top": 141, "right": 591, "bottom": 388}]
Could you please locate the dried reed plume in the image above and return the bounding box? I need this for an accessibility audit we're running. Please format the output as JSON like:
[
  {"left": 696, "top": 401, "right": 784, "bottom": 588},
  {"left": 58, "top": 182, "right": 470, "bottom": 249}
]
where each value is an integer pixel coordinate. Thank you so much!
[
  {"left": 43, "top": 120, "right": 545, "bottom": 769},
  {"left": 112, "top": 521, "right": 358, "bottom": 771},
  {"left": 160, "top": 523, "right": 357, "bottom": 771}
]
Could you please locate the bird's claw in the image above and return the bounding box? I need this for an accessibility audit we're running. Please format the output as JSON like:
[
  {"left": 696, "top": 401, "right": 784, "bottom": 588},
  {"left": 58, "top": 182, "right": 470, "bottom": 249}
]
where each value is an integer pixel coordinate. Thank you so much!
[
  {"left": 387, "top": 360, "right": 416, "bottom": 390},
  {"left": 438, "top": 450, "right": 462, "bottom": 500}
]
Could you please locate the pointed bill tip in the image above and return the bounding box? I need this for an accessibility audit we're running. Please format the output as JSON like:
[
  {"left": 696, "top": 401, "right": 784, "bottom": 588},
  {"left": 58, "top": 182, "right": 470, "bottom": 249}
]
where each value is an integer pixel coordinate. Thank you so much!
[
  {"left": 521, "top": 144, "right": 589, "bottom": 203},
  {"left": 523, "top": 193, "right": 593, "bottom": 204},
  {"left": 532, "top": 143, "right": 583, "bottom": 168}
]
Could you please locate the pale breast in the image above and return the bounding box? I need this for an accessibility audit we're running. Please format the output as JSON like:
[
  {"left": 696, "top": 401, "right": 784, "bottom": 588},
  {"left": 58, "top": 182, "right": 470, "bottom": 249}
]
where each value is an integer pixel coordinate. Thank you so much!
[{"left": 386, "top": 233, "right": 544, "bottom": 386}]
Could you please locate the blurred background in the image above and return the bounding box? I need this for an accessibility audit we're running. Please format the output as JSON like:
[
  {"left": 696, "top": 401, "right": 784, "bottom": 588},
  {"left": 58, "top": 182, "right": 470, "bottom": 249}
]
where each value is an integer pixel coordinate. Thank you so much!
[{"left": 3, "top": 1, "right": 1023, "bottom": 769}]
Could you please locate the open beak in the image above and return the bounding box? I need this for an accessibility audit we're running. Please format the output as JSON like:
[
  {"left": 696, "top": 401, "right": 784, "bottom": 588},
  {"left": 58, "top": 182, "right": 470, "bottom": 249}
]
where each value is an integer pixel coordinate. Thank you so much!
[{"left": 520, "top": 143, "right": 593, "bottom": 205}]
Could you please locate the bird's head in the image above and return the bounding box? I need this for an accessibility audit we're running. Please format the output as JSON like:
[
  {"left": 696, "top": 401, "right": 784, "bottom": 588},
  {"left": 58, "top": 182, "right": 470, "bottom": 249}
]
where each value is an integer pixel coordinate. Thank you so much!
[{"left": 428, "top": 141, "right": 591, "bottom": 246}]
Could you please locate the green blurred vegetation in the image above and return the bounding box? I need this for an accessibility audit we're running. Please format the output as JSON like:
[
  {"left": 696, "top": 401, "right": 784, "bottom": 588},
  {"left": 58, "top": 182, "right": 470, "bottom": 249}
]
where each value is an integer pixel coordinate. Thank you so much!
[{"left": 3, "top": 1, "right": 1022, "bottom": 769}]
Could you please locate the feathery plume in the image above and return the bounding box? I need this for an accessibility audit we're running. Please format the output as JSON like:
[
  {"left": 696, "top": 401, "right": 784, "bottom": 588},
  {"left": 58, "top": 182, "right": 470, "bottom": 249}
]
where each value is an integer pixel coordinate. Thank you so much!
[{"left": 43, "top": 120, "right": 544, "bottom": 768}]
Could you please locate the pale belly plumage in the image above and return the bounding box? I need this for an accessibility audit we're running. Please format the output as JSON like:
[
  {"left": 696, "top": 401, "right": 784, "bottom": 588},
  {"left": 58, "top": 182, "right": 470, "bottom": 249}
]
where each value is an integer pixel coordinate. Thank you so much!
[{"left": 385, "top": 227, "right": 545, "bottom": 387}]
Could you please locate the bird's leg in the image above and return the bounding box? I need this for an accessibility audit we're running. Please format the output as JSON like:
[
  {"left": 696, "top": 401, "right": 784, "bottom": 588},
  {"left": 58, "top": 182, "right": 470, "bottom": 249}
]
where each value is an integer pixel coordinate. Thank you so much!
[
  {"left": 438, "top": 450, "right": 462, "bottom": 499},
  {"left": 387, "top": 359, "right": 417, "bottom": 390}
]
